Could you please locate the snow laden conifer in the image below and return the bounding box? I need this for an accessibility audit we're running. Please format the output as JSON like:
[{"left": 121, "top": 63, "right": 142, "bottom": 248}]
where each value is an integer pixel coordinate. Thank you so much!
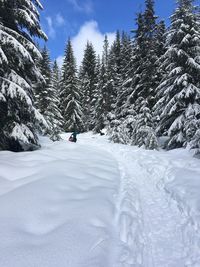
[
  {"left": 109, "top": 32, "right": 133, "bottom": 144},
  {"left": 60, "top": 39, "right": 84, "bottom": 133},
  {"left": 130, "top": 1, "right": 158, "bottom": 149},
  {"left": 36, "top": 46, "right": 51, "bottom": 117},
  {"left": 0, "top": 0, "right": 47, "bottom": 151},
  {"left": 79, "top": 42, "right": 97, "bottom": 130},
  {"left": 113, "top": 4, "right": 158, "bottom": 149},
  {"left": 36, "top": 47, "right": 63, "bottom": 141},
  {"left": 94, "top": 36, "right": 111, "bottom": 133},
  {"left": 155, "top": 0, "right": 200, "bottom": 150},
  {"left": 107, "top": 31, "right": 123, "bottom": 135}
]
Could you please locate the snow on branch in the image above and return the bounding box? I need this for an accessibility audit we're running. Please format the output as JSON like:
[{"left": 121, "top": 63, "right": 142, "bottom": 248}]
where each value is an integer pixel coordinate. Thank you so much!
[{"left": 0, "top": 27, "right": 34, "bottom": 64}]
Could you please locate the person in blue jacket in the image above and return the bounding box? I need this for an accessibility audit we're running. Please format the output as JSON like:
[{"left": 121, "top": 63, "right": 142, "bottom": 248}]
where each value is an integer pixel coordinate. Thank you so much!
[
  {"left": 69, "top": 132, "right": 77, "bottom": 142},
  {"left": 69, "top": 124, "right": 79, "bottom": 142},
  {"left": 71, "top": 131, "right": 77, "bottom": 142}
]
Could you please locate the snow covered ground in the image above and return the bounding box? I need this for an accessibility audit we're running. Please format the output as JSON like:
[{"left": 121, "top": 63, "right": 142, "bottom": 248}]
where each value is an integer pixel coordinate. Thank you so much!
[{"left": 0, "top": 132, "right": 200, "bottom": 267}]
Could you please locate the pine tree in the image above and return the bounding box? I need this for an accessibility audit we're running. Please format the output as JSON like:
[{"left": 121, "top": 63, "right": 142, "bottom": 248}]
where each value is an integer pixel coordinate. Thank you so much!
[
  {"left": 107, "top": 31, "right": 123, "bottom": 135},
  {"left": 153, "top": 20, "right": 167, "bottom": 129},
  {"left": 36, "top": 47, "right": 63, "bottom": 140},
  {"left": 52, "top": 60, "right": 62, "bottom": 97},
  {"left": 93, "top": 59, "right": 106, "bottom": 133},
  {"left": 60, "top": 39, "right": 84, "bottom": 132},
  {"left": 36, "top": 46, "right": 51, "bottom": 116},
  {"left": 0, "top": 0, "right": 47, "bottom": 151},
  {"left": 47, "top": 62, "right": 63, "bottom": 140},
  {"left": 79, "top": 42, "right": 97, "bottom": 130},
  {"left": 133, "top": 0, "right": 158, "bottom": 109},
  {"left": 111, "top": 6, "right": 159, "bottom": 149},
  {"left": 130, "top": 2, "right": 158, "bottom": 149},
  {"left": 109, "top": 32, "right": 133, "bottom": 143},
  {"left": 134, "top": 98, "right": 158, "bottom": 149},
  {"left": 94, "top": 36, "right": 113, "bottom": 133},
  {"left": 155, "top": 0, "right": 200, "bottom": 150}
]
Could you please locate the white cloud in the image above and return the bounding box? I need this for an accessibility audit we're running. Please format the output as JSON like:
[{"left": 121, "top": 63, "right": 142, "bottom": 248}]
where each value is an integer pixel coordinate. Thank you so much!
[
  {"left": 56, "top": 13, "right": 65, "bottom": 27},
  {"left": 71, "top": 20, "right": 115, "bottom": 66},
  {"left": 56, "top": 55, "right": 64, "bottom": 69},
  {"left": 67, "top": 0, "right": 94, "bottom": 14},
  {"left": 46, "top": 14, "right": 66, "bottom": 39},
  {"left": 46, "top": 16, "right": 55, "bottom": 39}
]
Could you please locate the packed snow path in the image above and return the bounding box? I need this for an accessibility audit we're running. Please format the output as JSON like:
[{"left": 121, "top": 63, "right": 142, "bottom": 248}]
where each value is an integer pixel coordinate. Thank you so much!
[{"left": 0, "top": 133, "right": 199, "bottom": 267}]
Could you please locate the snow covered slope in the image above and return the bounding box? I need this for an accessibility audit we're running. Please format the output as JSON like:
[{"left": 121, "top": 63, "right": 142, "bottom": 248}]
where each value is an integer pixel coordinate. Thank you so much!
[{"left": 0, "top": 133, "right": 200, "bottom": 267}]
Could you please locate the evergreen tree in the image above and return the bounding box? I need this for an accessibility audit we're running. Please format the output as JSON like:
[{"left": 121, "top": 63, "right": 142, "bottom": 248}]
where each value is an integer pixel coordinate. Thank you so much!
[
  {"left": 94, "top": 36, "right": 114, "bottom": 133},
  {"left": 93, "top": 60, "right": 106, "bottom": 133},
  {"left": 153, "top": 20, "right": 167, "bottom": 128},
  {"left": 130, "top": 2, "right": 158, "bottom": 149},
  {"left": 109, "top": 32, "right": 133, "bottom": 143},
  {"left": 110, "top": 6, "right": 159, "bottom": 150},
  {"left": 47, "top": 61, "right": 63, "bottom": 140},
  {"left": 133, "top": 0, "right": 158, "bottom": 109},
  {"left": 107, "top": 31, "right": 123, "bottom": 135},
  {"left": 108, "top": 31, "right": 122, "bottom": 111},
  {"left": 0, "top": 0, "right": 47, "bottom": 151},
  {"left": 134, "top": 98, "right": 158, "bottom": 149},
  {"left": 36, "top": 47, "right": 63, "bottom": 140},
  {"left": 155, "top": 0, "right": 200, "bottom": 150},
  {"left": 79, "top": 42, "right": 97, "bottom": 130},
  {"left": 36, "top": 46, "right": 51, "bottom": 116},
  {"left": 60, "top": 39, "right": 84, "bottom": 132}
]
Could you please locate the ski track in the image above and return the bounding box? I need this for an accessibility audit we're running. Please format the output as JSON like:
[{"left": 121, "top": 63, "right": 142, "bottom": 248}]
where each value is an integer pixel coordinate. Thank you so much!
[{"left": 85, "top": 135, "right": 197, "bottom": 267}]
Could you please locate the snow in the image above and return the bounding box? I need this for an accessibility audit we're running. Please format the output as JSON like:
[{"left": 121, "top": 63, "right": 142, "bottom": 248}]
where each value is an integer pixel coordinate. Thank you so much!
[{"left": 0, "top": 133, "right": 200, "bottom": 266}]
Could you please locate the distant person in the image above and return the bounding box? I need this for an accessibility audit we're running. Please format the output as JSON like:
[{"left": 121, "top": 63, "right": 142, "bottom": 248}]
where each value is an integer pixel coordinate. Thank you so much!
[
  {"left": 69, "top": 131, "right": 78, "bottom": 143},
  {"left": 99, "top": 130, "right": 105, "bottom": 136}
]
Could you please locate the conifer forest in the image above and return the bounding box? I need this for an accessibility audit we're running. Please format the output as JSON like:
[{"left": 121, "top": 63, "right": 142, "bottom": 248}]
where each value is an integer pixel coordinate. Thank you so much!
[
  {"left": 1, "top": 1, "right": 200, "bottom": 266},
  {"left": 0, "top": 0, "right": 200, "bottom": 155}
]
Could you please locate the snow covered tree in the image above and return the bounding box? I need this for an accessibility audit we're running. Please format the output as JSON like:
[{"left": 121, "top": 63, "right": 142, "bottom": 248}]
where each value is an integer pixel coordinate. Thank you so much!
[
  {"left": 0, "top": 0, "right": 47, "bottom": 151},
  {"left": 36, "top": 47, "right": 63, "bottom": 141},
  {"left": 109, "top": 32, "right": 133, "bottom": 143},
  {"left": 107, "top": 31, "right": 123, "bottom": 135},
  {"left": 60, "top": 39, "right": 84, "bottom": 132},
  {"left": 93, "top": 60, "right": 105, "bottom": 133},
  {"left": 94, "top": 36, "right": 113, "bottom": 133},
  {"left": 79, "top": 42, "right": 97, "bottom": 130},
  {"left": 133, "top": 0, "right": 158, "bottom": 108},
  {"left": 36, "top": 46, "right": 51, "bottom": 116},
  {"left": 129, "top": 1, "right": 158, "bottom": 149},
  {"left": 134, "top": 98, "right": 158, "bottom": 149},
  {"left": 52, "top": 60, "right": 61, "bottom": 97},
  {"left": 155, "top": 0, "right": 200, "bottom": 150},
  {"left": 111, "top": 5, "right": 159, "bottom": 149}
]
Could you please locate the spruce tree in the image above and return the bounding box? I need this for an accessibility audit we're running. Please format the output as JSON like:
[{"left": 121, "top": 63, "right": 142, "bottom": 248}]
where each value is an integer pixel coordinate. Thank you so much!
[
  {"left": 36, "top": 47, "right": 63, "bottom": 140},
  {"left": 155, "top": 0, "right": 200, "bottom": 150},
  {"left": 79, "top": 42, "right": 97, "bottom": 130},
  {"left": 111, "top": 6, "right": 159, "bottom": 149},
  {"left": 60, "top": 39, "right": 84, "bottom": 132},
  {"left": 107, "top": 31, "right": 123, "bottom": 135},
  {"left": 0, "top": 0, "right": 47, "bottom": 151},
  {"left": 130, "top": 2, "right": 158, "bottom": 149},
  {"left": 36, "top": 46, "right": 51, "bottom": 116},
  {"left": 109, "top": 32, "right": 133, "bottom": 143},
  {"left": 94, "top": 36, "right": 113, "bottom": 133}
]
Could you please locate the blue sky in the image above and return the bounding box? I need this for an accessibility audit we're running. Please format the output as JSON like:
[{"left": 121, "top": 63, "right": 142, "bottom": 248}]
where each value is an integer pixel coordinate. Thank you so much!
[{"left": 39, "top": 0, "right": 177, "bottom": 65}]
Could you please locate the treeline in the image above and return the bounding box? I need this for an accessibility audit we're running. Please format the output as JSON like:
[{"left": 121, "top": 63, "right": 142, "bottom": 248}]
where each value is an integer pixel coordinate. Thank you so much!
[{"left": 0, "top": 0, "right": 200, "bottom": 155}]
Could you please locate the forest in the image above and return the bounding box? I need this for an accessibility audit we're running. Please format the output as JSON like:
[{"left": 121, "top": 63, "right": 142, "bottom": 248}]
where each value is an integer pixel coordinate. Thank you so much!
[{"left": 0, "top": 0, "right": 200, "bottom": 155}]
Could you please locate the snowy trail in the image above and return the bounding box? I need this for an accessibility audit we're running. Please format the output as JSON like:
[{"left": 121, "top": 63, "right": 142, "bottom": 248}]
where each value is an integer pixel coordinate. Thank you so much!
[
  {"left": 0, "top": 133, "right": 199, "bottom": 267},
  {"left": 81, "top": 134, "right": 196, "bottom": 267}
]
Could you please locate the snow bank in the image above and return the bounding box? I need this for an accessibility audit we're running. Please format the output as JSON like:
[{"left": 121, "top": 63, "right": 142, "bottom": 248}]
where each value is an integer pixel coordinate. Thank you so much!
[
  {"left": 1, "top": 132, "right": 200, "bottom": 266},
  {"left": 164, "top": 150, "right": 200, "bottom": 267},
  {"left": 0, "top": 136, "right": 121, "bottom": 267},
  {"left": 165, "top": 167, "right": 200, "bottom": 226}
]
